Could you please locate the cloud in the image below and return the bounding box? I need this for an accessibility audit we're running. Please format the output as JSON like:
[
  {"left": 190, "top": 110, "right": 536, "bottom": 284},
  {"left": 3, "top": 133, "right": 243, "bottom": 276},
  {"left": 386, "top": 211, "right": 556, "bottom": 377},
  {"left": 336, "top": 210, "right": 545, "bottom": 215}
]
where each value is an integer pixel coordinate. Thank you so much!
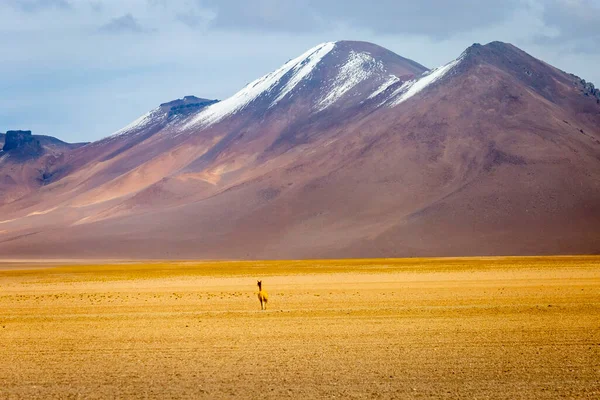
[
  {"left": 176, "top": 13, "right": 207, "bottom": 29},
  {"left": 98, "top": 13, "right": 146, "bottom": 34},
  {"left": 316, "top": 0, "right": 522, "bottom": 37},
  {"left": 203, "top": 0, "right": 522, "bottom": 37},
  {"left": 205, "top": 1, "right": 321, "bottom": 32},
  {"left": 535, "top": 0, "right": 600, "bottom": 51},
  {"left": 6, "top": 0, "right": 71, "bottom": 13}
]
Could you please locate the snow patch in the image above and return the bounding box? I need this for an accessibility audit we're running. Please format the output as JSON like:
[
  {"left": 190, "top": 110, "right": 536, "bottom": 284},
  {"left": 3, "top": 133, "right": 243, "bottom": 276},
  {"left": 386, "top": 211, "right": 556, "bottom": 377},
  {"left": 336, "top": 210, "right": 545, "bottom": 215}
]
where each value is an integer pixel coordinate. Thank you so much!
[
  {"left": 368, "top": 75, "right": 401, "bottom": 100},
  {"left": 98, "top": 107, "right": 164, "bottom": 144},
  {"left": 185, "top": 42, "right": 336, "bottom": 129},
  {"left": 389, "top": 56, "right": 462, "bottom": 106},
  {"left": 100, "top": 104, "right": 192, "bottom": 142},
  {"left": 110, "top": 110, "right": 155, "bottom": 137},
  {"left": 317, "top": 51, "right": 385, "bottom": 111},
  {"left": 273, "top": 43, "right": 336, "bottom": 104}
]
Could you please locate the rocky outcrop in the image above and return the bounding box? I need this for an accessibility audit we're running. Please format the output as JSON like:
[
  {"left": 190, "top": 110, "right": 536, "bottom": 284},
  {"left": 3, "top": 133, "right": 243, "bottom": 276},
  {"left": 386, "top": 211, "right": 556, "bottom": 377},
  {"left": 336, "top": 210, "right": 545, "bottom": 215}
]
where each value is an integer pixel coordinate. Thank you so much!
[
  {"left": 576, "top": 78, "right": 600, "bottom": 102},
  {"left": 1, "top": 130, "right": 87, "bottom": 160},
  {"left": 160, "top": 96, "right": 220, "bottom": 118},
  {"left": 2, "top": 130, "right": 44, "bottom": 159}
]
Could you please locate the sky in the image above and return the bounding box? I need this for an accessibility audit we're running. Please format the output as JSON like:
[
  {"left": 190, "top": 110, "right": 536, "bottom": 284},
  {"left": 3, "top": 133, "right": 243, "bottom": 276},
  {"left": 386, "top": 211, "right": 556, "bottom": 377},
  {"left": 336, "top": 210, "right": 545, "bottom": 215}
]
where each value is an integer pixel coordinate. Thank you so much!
[{"left": 1, "top": 0, "right": 599, "bottom": 143}]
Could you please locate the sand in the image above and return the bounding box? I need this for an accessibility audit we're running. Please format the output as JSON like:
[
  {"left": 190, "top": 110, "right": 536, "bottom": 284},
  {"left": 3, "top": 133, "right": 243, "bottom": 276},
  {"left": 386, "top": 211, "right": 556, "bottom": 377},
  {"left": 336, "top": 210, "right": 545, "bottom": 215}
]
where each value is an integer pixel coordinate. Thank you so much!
[{"left": 0, "top": 256, "right": 599, "bottom": 399}]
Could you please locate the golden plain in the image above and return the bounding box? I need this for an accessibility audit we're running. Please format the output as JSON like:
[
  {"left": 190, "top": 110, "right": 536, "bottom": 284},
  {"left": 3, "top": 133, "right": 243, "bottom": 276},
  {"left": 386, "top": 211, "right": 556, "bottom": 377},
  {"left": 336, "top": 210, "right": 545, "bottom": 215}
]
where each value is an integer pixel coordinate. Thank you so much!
[{"left": 1, "top": 256, "right": 599, "bottom": 399}]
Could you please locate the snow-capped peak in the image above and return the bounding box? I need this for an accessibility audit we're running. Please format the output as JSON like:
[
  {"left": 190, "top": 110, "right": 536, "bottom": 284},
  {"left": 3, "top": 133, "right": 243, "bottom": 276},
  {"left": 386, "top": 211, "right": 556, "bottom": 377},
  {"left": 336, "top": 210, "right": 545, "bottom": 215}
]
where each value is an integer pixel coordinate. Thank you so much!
[
  {"left": 185, "top": 42, "right": 336, "bottom": 129},
  {"left": 317, "top": 50, "right": 385, "bottom": 111},
  {"left": 104, "top": 41, "right": 459, "bottom": 143},
  {"left": 387, "top": 56, "right": 463, "bottom": 106}
]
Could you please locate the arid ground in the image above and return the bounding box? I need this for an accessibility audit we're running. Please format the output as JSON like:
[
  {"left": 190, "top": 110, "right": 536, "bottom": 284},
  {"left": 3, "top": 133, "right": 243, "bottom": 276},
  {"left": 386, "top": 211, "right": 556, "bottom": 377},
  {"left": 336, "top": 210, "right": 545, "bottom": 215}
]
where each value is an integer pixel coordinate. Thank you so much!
[{"left": 0, "top": 257, "right": 599, "bottom": 399}]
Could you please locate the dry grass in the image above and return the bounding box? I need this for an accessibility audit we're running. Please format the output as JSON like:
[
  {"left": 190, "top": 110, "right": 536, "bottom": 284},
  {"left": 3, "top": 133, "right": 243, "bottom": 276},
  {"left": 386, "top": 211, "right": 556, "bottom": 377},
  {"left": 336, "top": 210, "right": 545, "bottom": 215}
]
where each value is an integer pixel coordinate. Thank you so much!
[{"left": 0, "top": 256, "right": 599, "bottom": 399}]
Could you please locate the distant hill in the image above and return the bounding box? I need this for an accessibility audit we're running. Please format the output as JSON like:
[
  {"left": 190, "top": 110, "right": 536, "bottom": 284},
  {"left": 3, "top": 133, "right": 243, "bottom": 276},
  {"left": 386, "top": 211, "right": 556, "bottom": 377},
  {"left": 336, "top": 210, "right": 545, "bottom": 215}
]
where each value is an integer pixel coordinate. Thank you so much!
[
  {"left": 0, "top": 130, "right": 88, "bottom": 204},
  {"left": 0, "top": 130, "right": 87, "bottom": 154}
]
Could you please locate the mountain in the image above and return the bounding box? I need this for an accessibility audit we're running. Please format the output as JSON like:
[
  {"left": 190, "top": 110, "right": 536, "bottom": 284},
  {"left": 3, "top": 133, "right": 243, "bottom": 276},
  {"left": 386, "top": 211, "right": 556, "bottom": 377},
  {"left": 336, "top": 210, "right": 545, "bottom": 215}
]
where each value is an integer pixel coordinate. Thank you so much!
[
  {"left": 0, "top": 40, "right": 598, "bottom": 259},
  {"left": 2, "top": 130, "right": 44, "bottom": 160},
  {"left": 0, "top": 130, "right": 86, "bottom": 156},
  {"left": 0, "top": 131, "right": 88, "bottom": 205}
]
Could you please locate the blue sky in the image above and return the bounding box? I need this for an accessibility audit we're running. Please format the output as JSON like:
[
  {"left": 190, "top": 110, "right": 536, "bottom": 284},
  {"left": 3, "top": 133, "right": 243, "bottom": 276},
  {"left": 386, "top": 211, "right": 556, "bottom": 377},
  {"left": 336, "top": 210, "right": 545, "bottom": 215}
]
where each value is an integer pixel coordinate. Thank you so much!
[{"left": 1, "top": 0, "right": 599, "bottom": 143}]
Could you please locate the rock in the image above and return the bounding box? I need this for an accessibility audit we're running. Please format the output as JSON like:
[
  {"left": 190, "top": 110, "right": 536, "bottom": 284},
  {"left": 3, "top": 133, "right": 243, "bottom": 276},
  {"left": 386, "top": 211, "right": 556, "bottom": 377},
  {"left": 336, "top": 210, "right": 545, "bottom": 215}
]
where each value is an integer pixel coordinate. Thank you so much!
[
  {"left": 578, "top": 78, "right": 600, "bottom": 100},
  {"left": 158, "top": 96, "right": 220, "bottom": 118},
  {"left": 2, "top": 130, "right": 44, "bottom": 159}
]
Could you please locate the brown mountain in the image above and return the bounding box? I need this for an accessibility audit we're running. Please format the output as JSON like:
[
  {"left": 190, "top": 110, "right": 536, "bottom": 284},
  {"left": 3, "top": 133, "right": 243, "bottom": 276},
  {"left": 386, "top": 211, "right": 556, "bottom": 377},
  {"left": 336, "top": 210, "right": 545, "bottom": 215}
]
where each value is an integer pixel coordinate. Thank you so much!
[
  {"left": 0, "top": 131, "right": 88, "bottom": 205},
  {"left": 0, "top": 41, "right": 598, "bottom": 259},
  {"left": 1, "top": 130, "right": 86, "bottom": 155}
]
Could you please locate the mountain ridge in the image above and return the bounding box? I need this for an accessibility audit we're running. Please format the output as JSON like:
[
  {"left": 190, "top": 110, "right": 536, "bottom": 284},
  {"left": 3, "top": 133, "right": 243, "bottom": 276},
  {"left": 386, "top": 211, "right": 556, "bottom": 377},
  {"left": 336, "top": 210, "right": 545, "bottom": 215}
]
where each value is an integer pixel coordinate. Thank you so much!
[{"left": 0, "top": 40, "right": 599, "bottom": 259}]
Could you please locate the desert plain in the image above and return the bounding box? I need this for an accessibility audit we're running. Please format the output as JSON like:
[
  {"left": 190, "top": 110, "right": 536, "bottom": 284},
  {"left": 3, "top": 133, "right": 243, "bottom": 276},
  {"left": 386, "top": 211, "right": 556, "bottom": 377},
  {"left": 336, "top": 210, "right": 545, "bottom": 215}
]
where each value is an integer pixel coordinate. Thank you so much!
[{"left": 0, "top": 256, "right": 598, "bottom": 399}]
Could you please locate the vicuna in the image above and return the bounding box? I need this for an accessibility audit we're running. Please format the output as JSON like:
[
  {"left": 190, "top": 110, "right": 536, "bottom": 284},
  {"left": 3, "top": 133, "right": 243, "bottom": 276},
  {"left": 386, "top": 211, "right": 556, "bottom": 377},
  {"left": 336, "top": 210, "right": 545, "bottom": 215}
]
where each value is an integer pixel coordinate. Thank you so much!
[{"left": 257, "top": 280, "right": 268, "bottom": 310}]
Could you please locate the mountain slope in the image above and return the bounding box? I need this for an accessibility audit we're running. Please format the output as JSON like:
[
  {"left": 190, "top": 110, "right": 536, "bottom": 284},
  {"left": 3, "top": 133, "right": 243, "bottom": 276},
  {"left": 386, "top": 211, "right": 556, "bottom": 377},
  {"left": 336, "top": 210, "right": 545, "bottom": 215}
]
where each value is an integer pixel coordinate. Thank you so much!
[
  {"left": 0, "top": 41, "right": 598, "bottom": 259},
  {"left": 0, "top": 131, "right": 88, "bottom": 205},
  {"left": 0, "top": 41, "right": 427, "bottom": 215}
]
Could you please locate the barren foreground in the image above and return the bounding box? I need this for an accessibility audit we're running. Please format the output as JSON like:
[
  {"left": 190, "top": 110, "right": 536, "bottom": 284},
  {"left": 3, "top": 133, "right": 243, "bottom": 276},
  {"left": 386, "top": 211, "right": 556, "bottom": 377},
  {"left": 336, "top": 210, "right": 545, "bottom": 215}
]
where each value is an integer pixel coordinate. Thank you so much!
[{"left": 0, "top": 257, "right": 599, "bottom": 399}]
